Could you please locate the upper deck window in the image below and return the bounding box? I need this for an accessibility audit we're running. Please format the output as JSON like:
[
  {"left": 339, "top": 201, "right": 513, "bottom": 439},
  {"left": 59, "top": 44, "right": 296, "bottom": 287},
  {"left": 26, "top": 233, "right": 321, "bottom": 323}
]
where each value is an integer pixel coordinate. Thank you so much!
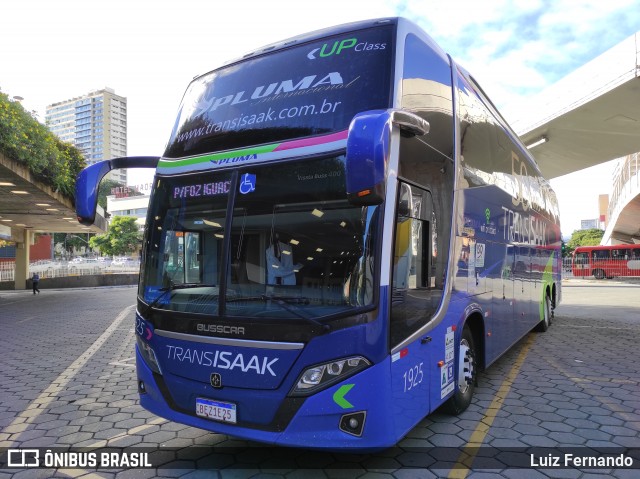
[{"left": 164, "top": 25, "right": 394, "bottom": 159}]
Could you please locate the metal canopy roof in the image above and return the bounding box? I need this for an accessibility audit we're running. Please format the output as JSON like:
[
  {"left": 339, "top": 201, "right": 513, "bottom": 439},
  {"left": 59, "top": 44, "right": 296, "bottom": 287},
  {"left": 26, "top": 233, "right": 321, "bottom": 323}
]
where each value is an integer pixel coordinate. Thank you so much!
[{"left": 0, "top": 152, "right": 106, "bottom": 236}]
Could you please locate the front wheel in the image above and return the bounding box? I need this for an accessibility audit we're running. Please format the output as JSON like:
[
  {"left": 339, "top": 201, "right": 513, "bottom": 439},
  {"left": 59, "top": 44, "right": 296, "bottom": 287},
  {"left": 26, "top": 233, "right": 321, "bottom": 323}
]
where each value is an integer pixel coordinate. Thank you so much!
[{"left": 443, "top": 324, "right": 477, "bottom": 415}]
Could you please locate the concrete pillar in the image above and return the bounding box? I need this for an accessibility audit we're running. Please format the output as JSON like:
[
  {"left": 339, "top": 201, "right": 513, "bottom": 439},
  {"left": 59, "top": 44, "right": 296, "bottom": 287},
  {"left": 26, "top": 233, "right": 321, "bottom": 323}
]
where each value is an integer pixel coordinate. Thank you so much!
[{"left": 14, "top": 229, "right": 30, "bottom": 290}]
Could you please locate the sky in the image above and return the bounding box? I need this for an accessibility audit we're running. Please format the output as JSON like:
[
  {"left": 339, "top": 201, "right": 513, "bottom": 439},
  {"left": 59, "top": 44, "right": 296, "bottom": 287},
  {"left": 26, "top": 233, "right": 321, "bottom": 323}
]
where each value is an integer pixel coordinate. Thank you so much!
[{"left": 2, "top": 0, "right": 639, "bottom": 237}]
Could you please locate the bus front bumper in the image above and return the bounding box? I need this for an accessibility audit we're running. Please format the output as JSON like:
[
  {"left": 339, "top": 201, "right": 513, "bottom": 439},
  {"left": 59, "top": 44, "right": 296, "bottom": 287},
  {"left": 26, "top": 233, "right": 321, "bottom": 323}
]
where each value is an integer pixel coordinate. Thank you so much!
[{"left": 135, "top": 346, "right": 397, "bottom": 451}]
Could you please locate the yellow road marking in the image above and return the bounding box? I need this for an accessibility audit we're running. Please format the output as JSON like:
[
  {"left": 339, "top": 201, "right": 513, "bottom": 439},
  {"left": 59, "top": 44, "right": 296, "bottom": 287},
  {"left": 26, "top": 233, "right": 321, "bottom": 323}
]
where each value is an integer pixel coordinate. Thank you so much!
[{"left": 448, "top": 333, "right": 536, "bottom": 479}]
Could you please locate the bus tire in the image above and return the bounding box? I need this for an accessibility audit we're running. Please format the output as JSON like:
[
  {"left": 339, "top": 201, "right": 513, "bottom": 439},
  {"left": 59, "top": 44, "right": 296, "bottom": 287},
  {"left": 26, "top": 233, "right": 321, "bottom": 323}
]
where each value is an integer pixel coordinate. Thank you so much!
[
  {"left": 534, "top": 294, "right": 551, "bottom": 332},
  {"left": 443, "top": 324, "right": 476, "bottom": 415},
  {"left": 593, "top": 269, "right": 605, "bottom": 280}
]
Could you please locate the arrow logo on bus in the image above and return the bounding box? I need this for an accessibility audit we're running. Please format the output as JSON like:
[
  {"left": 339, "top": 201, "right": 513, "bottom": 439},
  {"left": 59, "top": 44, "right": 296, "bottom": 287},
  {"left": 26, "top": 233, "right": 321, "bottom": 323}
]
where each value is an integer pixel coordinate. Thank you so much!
[
  {"left": 307, "top": 48, "right": 319, "bottom": 60},
  {"left": 333, "top": 384, "right": 355, "bottom": 409}
]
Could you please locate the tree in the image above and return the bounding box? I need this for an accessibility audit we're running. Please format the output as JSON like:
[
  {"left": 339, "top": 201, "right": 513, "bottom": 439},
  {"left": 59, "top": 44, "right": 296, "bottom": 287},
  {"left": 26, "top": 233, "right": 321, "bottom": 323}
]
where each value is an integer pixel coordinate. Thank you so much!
[
  {"left": 0, "top": 91, "right": 85, "bottom": 197},
  {"left": 54, "top": 233, "right": 94, "bottom": 258},
  {"left": 89, "top": 216, "right": 140, "bottom": 257},
  {"left": 98, "top": 179, "right": 125, "bottom": 210},
  {"left": 566, "top": 228, "right": 604, "bottom": 253}
]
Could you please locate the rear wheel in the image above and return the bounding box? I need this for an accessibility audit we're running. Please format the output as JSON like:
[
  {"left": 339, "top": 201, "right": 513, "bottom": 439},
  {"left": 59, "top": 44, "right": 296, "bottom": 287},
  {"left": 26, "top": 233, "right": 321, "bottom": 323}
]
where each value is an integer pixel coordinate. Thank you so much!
[
  {"left": 593, "top": 269, "right": 605, "bottom": 280},
  {"left": 444, "top": 324, "right": 476, "bottom": 415}
]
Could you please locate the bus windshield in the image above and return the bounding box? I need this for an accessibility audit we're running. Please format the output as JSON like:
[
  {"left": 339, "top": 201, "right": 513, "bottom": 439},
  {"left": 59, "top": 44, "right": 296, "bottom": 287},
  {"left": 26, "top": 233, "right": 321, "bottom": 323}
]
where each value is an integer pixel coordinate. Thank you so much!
[
  {"left": 163, "top": 26, "right": 393, "bottom": 158},
  {"left": 140, "top": 156, "right": 379, "bottom": 320}
]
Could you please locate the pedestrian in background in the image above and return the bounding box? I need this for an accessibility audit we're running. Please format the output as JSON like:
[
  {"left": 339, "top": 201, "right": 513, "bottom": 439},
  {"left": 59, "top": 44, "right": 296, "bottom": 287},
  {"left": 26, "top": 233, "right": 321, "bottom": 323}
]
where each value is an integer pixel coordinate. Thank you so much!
[{"left": 32, "top": 272, "right": 40, "bottom": 294}]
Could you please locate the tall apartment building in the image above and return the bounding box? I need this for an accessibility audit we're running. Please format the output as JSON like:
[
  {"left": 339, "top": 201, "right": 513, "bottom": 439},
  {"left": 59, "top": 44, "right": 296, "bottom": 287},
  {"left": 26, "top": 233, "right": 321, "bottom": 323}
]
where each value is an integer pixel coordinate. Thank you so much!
[{"left": 45, "top": 88, "right": 127, "bottom": 184}]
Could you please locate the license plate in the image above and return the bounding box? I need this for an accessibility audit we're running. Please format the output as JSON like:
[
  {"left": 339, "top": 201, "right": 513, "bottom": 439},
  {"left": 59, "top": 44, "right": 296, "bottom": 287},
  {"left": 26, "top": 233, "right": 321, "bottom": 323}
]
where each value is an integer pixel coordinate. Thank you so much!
[{"left": 195, "top": 398, "right": 237, "bottom": 424}]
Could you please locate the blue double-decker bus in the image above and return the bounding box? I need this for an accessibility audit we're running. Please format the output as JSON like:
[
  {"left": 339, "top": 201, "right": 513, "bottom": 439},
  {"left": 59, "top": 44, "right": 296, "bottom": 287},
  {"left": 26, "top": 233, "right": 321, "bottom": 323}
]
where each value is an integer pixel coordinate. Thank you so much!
[{"left": 76, "top": 17, "right": 561, "bottom": 450}]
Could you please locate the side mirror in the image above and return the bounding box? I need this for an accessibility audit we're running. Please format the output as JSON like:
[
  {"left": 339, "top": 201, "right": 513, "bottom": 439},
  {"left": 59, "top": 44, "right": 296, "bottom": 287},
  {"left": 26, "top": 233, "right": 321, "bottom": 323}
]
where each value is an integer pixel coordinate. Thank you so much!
[
  {"left": 397, "top": 182, "right": 413, "bottom": 217},
  {"left": 345, "top": 109, "right": 429, "bottom": 206},
  {"left": 75, "top": 156, "right": 160, "bottom": 225}
]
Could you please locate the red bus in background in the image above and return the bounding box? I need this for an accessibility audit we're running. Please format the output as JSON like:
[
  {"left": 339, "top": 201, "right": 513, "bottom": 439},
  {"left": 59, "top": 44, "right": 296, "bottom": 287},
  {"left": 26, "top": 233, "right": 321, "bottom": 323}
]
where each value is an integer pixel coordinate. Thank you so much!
[{"left": 572, "top": 244, "right": 640, "bottom": 279}]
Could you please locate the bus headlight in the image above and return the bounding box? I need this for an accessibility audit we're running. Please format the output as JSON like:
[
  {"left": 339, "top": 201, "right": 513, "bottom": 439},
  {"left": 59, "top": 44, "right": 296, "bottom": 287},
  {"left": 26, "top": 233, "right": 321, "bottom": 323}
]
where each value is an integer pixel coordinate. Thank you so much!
[
  {"left": 136, "top": 336, "right": 162, "bottom": 375},
  {"left": 290, "top": 356, "right": 370, "bottom": 396}
]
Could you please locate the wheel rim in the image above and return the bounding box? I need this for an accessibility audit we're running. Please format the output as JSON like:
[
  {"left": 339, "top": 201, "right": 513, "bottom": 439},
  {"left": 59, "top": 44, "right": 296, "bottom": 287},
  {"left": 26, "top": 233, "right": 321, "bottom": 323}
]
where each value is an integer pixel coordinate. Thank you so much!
[
  {"left": 545, "top": 296, "right": 551, "bottom": 326},
  {"left": 458, "top": 339, "right": 474, "bottom": 394}
]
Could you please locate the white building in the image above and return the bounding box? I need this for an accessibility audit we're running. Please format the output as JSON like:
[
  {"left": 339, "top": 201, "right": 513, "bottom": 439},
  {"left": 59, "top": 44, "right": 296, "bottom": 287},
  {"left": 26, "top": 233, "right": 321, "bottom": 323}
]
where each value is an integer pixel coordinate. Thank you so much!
[
  {"left": 45, "top": 87, "right": 127, "bottom": 184},
  {"left": 107, "top": 193, "right": 150, "bottom": 231}
]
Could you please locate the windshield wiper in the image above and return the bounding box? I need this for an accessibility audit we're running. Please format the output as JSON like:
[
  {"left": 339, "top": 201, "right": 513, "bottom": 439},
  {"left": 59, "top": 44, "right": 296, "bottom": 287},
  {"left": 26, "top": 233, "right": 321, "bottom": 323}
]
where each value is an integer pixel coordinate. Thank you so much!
[
  {"left": 264, "top": 294, "right": 310, "bottom": 305},
  {"left": 226, "top": 295, "right": 329, "bottom": 331},
  {"left": 226, "top": 294, "right": 310, "bottom": 305},
  {"left": 142, "top": 282, "right": 218, "bottom": 315},
  {"left": 171, "top": 282, "right": 218, "bottom": 290}
]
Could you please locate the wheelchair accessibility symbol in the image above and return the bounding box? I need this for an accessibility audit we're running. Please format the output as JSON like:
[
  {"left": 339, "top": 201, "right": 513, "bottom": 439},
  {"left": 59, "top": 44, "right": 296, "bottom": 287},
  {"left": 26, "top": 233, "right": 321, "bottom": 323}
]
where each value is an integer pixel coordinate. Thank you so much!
[{"left": 239, "top": 173, "right": 256, "bottom": 195}]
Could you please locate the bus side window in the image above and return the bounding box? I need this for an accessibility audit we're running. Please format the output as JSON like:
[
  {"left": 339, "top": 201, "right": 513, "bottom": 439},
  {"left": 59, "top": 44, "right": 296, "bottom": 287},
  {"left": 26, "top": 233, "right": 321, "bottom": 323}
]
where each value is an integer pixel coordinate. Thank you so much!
[
  {"left": 399, "top": 32, "right": 454, "bottom": 293},
  {"left": 613, "top": 248, "right": 629, "bottom": 260},
  {"left": 593, "top": 250, "right": 609, "bottom": 262},
  {"left": 390, "top": 183, "right": 438, "bottom": 347}
]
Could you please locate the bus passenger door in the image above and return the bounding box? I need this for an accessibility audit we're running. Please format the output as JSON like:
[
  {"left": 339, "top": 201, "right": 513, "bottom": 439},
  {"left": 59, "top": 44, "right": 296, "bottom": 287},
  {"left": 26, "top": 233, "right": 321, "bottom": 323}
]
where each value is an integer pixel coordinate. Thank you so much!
[{"left": 389, "top": 183, "right": 436, "bottom": 433}]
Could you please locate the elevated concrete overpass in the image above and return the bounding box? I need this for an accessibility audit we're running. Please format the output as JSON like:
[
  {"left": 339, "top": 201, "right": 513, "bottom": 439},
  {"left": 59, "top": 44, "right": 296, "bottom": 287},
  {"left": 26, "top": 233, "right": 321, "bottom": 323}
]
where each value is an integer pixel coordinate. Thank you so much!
[
  {"left": 603, "top": 153, "right": 640, "bottom": 244},
  {"left": 512, "top": 31, "right": 640, "bottom": 244},
  {"left": 512, "top": 31, "right": 640, "bottom": 180},
  {"left": 0, "top": 152, "right": 107, "bottom": 288}
]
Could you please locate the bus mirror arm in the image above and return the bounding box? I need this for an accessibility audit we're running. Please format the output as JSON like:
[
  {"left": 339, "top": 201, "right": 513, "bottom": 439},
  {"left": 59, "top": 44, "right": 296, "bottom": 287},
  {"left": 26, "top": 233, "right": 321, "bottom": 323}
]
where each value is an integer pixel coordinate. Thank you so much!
[
  {"left": 390, "top": 110, "right": 430, "bottom": 137},
  {"left": 108, "top": 156, "right": 160, "bottom": 170},
  {"left": 75, "top": 156, "right": 160, "bottom": 226}
]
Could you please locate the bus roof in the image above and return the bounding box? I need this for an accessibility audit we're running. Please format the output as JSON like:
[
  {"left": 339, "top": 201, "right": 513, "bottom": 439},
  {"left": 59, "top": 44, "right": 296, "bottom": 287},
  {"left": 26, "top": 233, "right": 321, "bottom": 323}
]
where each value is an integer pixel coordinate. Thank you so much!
[
  {"left": 193, "top": 18, "right": 399, "bottom": 81},
  {"left": 574, "top": 244, "right": 640, "bottom": 252},
  {"left": 191, "top": 17, "right": 448, "bottom": 82}
]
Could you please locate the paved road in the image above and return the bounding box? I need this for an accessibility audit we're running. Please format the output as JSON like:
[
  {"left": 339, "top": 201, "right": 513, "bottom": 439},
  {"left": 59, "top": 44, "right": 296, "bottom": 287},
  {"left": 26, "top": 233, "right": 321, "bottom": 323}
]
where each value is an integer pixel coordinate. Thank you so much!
[{"left": 0, "top": 280, "right": 639, "bottom": 478}]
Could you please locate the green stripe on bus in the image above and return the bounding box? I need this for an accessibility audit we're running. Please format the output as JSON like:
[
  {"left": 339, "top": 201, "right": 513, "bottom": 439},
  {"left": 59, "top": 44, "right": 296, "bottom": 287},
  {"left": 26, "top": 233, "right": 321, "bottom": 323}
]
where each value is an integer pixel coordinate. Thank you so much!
[{"left": 158, "top": 144, "right": 280, "bottom": 168}]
